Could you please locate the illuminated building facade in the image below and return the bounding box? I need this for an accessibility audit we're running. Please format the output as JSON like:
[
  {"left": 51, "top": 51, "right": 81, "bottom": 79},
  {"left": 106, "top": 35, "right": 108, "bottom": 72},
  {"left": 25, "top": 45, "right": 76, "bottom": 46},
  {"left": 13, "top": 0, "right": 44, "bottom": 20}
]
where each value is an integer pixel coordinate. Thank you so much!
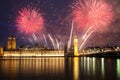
[
  {"left": 2, "top": 36, "right": 64, "bottom": 57},
  {"left": 0, "top": 47, "right": 3, "bottom": 55},
  {"left": 3, "top": 49, "right": 64, "bottom": 57},
  {"left": 7, "top": 36, "right": 16, "bottom": 50},
  {"left": 74, "top": 35, "right": 79, "bottom": 56}
]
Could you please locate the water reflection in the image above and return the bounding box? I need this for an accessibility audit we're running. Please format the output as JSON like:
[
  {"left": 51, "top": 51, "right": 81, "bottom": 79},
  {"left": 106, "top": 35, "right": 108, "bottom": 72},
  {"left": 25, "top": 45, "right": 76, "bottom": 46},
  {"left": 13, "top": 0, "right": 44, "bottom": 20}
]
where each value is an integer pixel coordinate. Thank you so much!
[
  {"left": 81, "top": 57, "right": 97, "bottom": 78},
  {"left": 20, "top": 58, "right": 64, "bottom": 74},
  {"left": 93, "top": 57, "right": 96, "bottom": 75},
  {"left": 73, "top": 57, "right": 79, "bottom": 80},
  {"left": 117, "top": 59, "right": 120, "bottom": 79},
  {"left": 1, "top": 59, "right": 19, "bottom": 78},
  {"left": 0, "top": 58, "right": 65, "bottom": 80},
  {"left": 0, "top": 57, "right": 120, "bottom": 80},
  {"left": 101, "top": 58, "right": 105, "bottom": 79}
]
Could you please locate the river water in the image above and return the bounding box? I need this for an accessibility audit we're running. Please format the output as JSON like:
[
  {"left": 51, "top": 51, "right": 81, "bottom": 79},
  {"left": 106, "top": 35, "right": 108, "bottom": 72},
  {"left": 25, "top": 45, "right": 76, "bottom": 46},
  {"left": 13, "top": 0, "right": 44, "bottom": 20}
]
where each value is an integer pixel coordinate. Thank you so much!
[{"left": 0, "top": 57, "right": 120, "bottom": 80}]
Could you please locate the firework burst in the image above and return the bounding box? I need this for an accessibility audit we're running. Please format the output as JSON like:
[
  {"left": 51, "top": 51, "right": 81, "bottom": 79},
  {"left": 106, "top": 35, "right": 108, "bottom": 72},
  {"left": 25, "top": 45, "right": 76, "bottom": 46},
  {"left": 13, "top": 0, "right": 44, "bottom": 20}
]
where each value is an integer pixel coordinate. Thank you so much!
[
  {"left": 72, "top": 0, "right": 114, "bottom": 30},
  {"left": 72, "top": 0, "right": 114, "bottom": 50},
  {"left": 16, "top": 5, "right": 44, "bottom": 35}
]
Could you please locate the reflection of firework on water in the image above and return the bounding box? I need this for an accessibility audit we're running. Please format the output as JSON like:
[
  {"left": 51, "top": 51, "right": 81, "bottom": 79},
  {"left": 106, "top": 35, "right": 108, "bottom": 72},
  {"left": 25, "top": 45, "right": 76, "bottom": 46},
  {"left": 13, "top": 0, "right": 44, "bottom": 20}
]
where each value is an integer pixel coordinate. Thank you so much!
[
  {"left": 16, "top": 5, "right": 44, "bottom": 35},
  {"left": 72, "top": 0, "right": 114, "bottom": 50}
]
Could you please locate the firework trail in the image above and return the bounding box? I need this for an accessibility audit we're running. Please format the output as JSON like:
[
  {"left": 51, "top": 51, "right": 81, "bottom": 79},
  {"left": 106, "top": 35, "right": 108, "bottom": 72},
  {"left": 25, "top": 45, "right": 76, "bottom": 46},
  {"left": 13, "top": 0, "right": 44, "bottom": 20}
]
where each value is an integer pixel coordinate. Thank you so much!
[
  {"left": 72, "top": 0, "right": 114, "bottom": 50},
  {"left": 28, "top": 33, "right": 44, "bottom": 46},
  {"left": 82, "top": 26, "right": 92, "bottom": 40},
  {"left": 67, "top": 20, "right": 74, "bottom": 52},
  {"left": 28, "top": 35, "right": 38, "bottom": 46},
  {"left": 43, "top": 34, "right": 48, "bottom": 47},
  {"left": 28, "top": 38, "right": 34, "bottom": 45},
  {"left": 32, "top": 33, "right": 38, "bottom": 42},
  {"left": 47, "top": 34, "right": 62, "bottom": 50},
  {"left": 48, "top": 34, "right": 55, "bottom": 49},
  {"left": 55, "top": 38, "right": 59, "bottom": 50},
  {"left": 16, "top": 5, "right": 44, "bottom": 35},
  {"left": 79, "top": 29, "right": 94, "bottom": 50}
]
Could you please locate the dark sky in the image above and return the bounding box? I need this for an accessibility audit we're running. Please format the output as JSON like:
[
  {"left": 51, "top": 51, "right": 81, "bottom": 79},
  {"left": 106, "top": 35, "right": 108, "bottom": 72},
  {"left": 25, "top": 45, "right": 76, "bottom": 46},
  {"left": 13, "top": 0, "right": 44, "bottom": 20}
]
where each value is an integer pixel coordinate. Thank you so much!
[
  {"left": 0, "top": 0, "right": 73, "bottom": 48},
  {"left": 0, "top": 0, "right": 120, "bottom": 49}
]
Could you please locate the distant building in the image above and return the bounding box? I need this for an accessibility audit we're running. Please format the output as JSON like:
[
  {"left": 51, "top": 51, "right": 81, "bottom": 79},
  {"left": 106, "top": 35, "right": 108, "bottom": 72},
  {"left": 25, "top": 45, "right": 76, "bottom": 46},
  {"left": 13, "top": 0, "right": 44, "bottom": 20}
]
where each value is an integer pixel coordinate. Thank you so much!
[
  {"left": 74, "top": 35, "right": 79, "bottom": 56},
  {"left": 7, "top": 36, "right": 16, "bottom": 50},
  {"left": 0, "top": 47, "right": 3, "bottom": 55}
]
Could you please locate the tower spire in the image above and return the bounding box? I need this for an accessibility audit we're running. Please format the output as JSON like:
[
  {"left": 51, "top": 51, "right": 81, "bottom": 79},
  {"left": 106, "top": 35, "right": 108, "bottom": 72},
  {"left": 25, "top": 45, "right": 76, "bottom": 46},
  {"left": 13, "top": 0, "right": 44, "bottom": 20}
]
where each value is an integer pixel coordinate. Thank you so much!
[{"left": 74, "top": 35, "right": 79, "bottom": 56}]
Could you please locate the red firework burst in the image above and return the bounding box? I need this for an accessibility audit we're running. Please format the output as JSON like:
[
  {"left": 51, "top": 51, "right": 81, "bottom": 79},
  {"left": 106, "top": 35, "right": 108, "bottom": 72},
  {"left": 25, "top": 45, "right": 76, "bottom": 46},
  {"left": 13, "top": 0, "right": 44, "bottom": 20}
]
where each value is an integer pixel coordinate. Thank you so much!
[
  {"left": 72, "top": 0, "right": 114, "bottom": 30},
  {"left": 16, "top": 6, "right": 44, "bottom": 35}
]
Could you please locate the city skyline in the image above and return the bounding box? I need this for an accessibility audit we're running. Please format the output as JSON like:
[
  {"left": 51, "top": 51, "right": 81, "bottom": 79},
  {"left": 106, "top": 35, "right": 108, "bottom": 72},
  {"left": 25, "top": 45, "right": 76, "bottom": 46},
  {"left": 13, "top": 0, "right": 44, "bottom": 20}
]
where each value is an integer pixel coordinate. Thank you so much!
[
  {"left": 0, "top": 0, "right": 120, "bottom": 49},
  {"left": 0, "top": 1, "right": 120, "bottom": 80}
]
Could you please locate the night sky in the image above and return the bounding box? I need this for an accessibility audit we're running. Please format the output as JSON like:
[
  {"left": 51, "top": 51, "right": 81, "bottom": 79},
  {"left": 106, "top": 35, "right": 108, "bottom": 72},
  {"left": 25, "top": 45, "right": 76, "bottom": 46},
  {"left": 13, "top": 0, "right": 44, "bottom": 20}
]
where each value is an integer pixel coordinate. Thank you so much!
[{"left": 0, "top": 0, "right": 120, "bottom": 49}]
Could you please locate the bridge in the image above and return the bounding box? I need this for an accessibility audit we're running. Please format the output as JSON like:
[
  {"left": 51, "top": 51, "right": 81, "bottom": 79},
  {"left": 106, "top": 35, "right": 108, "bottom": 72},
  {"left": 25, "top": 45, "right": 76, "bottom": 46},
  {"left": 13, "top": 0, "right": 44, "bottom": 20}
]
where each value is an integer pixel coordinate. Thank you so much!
[{"left": 80, "top": 50, "right": 120, "bottom": 57}]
